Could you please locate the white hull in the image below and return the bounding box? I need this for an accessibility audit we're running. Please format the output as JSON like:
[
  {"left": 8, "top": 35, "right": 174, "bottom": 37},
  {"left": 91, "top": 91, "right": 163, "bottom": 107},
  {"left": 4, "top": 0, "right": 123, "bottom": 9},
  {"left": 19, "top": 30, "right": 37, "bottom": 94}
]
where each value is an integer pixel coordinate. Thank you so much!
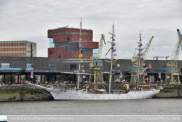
[
  {"left": 26, "top": 82, "right": 161, "bottom": 101},
  {"left": 50, "top": 89, "right": 160, "bottom": 100}
]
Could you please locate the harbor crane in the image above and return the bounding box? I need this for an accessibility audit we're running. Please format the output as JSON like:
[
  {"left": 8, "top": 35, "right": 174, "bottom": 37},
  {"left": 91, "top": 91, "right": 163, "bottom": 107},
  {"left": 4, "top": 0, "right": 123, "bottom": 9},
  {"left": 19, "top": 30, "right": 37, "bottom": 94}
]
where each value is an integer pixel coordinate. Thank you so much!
[
  {"left": 130, "top": 36, "right": 154, "bottom": 84},
  {"left": 165, "top": 29, "right": 182, "bottom": 84},
  {"left": 89, "top": 34, "right": 106, "bottom": 83}
]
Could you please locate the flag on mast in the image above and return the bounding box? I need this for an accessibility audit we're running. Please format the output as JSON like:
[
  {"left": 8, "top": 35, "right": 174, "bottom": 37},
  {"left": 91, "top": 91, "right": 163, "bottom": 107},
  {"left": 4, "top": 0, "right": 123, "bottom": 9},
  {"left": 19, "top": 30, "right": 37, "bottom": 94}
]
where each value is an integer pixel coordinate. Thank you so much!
[
  {"left": 79, "top": 54, "right": 82, "bottom": 57},
  {"left": 116, "top": 64, "right": 120, "bottom": 67},
  {"left": 120, "top": 72, "right": 123, "bottom": 78},
  {"left": 147, "top": 63, "right": 152, "bottom": 69},
  {"left": 82, "top": 75, "right": 86, "bottom": 78}
]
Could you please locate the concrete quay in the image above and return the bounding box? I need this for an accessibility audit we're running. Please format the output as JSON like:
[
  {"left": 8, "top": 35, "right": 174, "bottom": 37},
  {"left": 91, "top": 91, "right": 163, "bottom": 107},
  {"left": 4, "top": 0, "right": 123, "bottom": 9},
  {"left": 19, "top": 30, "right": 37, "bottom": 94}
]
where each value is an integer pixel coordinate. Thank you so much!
[
  {"left": 0, "top": 84, "right": 182, "bottom": 102},
  {"left": 0, "top": 85, "right": 53, "bottom": 102}
]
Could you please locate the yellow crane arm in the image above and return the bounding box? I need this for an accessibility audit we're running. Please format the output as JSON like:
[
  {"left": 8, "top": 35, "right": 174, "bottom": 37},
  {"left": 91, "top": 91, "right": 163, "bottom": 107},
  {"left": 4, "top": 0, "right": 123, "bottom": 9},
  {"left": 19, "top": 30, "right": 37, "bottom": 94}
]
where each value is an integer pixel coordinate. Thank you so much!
[
  {"left": 131, "top": 36, "right": 153, "bottom": 66},
  {"left": 167, "top": 34, "right": 182, "bottom": 67},
  {"left": 142, "top": 36, "right": 154, "bottom": 60}
]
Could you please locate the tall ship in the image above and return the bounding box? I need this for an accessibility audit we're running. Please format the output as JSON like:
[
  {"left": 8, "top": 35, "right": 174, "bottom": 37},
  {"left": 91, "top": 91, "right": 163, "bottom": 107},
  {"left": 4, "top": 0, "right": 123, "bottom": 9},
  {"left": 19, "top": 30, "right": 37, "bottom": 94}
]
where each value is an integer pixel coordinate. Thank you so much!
[{"left": 27, "top": 20, "right": 162, "bottom": 100}]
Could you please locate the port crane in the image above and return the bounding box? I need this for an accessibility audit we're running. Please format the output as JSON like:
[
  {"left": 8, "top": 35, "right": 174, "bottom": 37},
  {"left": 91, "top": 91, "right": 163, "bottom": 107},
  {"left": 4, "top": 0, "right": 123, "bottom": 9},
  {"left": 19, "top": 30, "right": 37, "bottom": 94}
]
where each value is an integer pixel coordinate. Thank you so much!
[
  {"left": 165, "top": 29, "right": 182, "bottom": 84},
  {"left": 89, "top": 34, "right": 106, "bottom": 83},
  {"left": 130, "top": 35, "right": 154, "bottom": 84}
]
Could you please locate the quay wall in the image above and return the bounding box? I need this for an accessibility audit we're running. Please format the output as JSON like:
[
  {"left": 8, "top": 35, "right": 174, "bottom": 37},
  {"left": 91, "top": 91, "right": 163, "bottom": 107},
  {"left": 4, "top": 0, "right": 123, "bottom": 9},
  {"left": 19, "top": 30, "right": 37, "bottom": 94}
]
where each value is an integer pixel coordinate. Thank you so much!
[
  {"left": 0, "top": 85, "right": 53, "bottom": 102},
  {"left": 0, "top": 85, "right": 182, "bottom": 102},
  {"left": 153, "top": 85, "right": 182, "bottom": 98}
]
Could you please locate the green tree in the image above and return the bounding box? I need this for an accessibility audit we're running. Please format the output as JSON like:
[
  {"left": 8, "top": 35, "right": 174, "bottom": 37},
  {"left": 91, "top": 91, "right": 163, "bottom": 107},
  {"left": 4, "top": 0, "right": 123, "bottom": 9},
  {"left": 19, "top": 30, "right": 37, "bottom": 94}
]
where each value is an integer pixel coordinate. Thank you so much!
[
  {"left": 56, "top": 75, "right": 60, "bottom": 81},
  {"left": 103, "top": 75, "right": 109, "bottom": 81},
  {"left": 23, "top": 75, "right": 37, "bottom": 82},
  {"left": 123, "top": 75, "right": 130, "bottom": 82},
  {"left": 1, "top": 75, "right": 16, "bottom": 83}
]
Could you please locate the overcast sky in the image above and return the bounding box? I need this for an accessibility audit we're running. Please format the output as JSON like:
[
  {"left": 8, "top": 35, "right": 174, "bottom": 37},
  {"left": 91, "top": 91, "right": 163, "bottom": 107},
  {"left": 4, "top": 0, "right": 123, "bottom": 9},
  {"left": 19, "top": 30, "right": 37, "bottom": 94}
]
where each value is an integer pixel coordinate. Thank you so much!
[{"left": 0, "top": 0, "right": 182, "bottom": 60}]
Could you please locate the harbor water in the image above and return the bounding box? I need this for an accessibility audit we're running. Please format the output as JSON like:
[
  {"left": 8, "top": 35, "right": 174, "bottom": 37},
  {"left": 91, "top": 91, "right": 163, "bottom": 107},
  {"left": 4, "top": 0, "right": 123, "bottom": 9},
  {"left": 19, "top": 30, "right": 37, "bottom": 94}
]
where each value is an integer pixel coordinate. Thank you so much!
[{"left": 0, "top": 99, "right": 181, "bottom": 115}]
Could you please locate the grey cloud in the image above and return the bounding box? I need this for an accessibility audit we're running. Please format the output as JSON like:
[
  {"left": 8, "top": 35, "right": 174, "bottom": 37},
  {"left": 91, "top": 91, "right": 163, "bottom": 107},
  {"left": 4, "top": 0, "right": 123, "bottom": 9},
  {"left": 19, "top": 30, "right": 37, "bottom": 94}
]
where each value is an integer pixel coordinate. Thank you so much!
[{"left": 0, "top": 0, "right": 182, "bottom": 60}]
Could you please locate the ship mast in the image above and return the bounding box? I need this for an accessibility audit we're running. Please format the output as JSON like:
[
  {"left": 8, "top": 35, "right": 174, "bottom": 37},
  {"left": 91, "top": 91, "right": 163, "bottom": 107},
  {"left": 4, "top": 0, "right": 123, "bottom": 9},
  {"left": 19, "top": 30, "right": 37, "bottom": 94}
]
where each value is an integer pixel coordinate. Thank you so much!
[
  {"left": 137, "top": 32, "right": 142, "bottom": 91},
  {"left": 108, "top": 23, "right": 115, "bottom": 94},
  {"left": 77, "top": 18, "right": 82, "bottom": 90}
]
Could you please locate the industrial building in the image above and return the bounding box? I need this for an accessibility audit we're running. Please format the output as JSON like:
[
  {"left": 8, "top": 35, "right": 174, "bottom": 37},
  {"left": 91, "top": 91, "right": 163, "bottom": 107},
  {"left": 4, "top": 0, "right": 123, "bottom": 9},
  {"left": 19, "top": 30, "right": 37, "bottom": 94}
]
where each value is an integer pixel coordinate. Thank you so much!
[
  {"left": 0, "top": 56, "right": 182, "bottom": 83},
  {"left": 0, "top": 41, "right": 36, "bottom": 57},
  {"left": 48, "top": 27, "right": 98, "bottom": 58}
]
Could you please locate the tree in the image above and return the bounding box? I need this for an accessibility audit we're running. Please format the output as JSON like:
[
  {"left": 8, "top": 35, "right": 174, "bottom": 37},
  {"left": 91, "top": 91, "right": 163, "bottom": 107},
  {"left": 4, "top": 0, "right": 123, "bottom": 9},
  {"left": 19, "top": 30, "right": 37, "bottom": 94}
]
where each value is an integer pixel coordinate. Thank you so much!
[
  {"left": 22, "top": 75, "right": 37, "bottom": 82},
  {"left": 56, "top": 75, "right": 60, "bottom": 81},
  {"left": 123, "top": 75, "right": 130, "bottom": 82},
  {"left": 1, "top": 75, "right": 16, "bottom": 83},
  {"left": 104, "top": 75, "right": 109, "bottom": 81}
]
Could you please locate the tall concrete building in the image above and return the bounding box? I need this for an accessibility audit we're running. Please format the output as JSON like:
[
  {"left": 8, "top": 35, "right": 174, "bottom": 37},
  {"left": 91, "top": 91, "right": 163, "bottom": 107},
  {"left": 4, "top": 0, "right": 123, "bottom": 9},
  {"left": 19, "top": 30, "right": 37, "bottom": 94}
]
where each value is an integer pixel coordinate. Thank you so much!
[
  {"left": 0, "top": 41, "right": 36, "bottom": 57},
  {"left": 48, "top": 27, "right": 98, "bottom": 58}
]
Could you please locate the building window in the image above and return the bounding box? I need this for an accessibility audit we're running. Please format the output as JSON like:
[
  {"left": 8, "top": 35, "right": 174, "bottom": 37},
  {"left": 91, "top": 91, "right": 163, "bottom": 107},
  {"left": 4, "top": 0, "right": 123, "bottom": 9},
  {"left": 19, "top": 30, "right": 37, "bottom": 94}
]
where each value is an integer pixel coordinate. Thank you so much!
[
  {"left": 67, "top": 37, "right": 70, "bottom": 40},
  {"left": 161, "top": 66, "right": 166, "bottom": 72},
  {"left": 70, "top": 64, "right": 77, "bottom": 70},
  {"left": 94, "top": 60, "right": 103, "bottom": 67},
  {"left": 49, "top": 64, "right": 56, "bottom": 70},
  {"left": 50, "top": 51, "right": 52, "bottom": 54},
  {"left": 27, "top": 64, "right": 32, "bottom": 68},
  {"left": 93, "top": 49, "right": 98, "bottom": 57},
  {"left": 1, "top": 63, "right": 10, "bottom": 68},
  {"left": 49, "top": 38, "right": 54, "bottom": 48},
  {"left": 58, "top": 55, "right": 61, "bottom": 58}
]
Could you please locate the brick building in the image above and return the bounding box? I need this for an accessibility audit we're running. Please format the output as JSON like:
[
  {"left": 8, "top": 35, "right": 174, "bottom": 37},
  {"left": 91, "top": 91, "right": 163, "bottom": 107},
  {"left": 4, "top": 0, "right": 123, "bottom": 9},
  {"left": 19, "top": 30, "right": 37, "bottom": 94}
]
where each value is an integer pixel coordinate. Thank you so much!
[
  {"left": 0, "top": 41, "right": 36, "bottom": 57},
  {"left": 48, "top": 27, "right": 98, "bottom": 58}
]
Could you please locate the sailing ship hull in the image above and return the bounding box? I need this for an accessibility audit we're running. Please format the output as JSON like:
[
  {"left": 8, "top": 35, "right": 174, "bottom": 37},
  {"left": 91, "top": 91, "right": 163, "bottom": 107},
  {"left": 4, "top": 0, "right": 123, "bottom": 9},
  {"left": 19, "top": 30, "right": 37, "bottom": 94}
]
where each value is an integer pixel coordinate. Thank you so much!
[{"left": 50, "top": 89, "right": 160, "bottom": 101}]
